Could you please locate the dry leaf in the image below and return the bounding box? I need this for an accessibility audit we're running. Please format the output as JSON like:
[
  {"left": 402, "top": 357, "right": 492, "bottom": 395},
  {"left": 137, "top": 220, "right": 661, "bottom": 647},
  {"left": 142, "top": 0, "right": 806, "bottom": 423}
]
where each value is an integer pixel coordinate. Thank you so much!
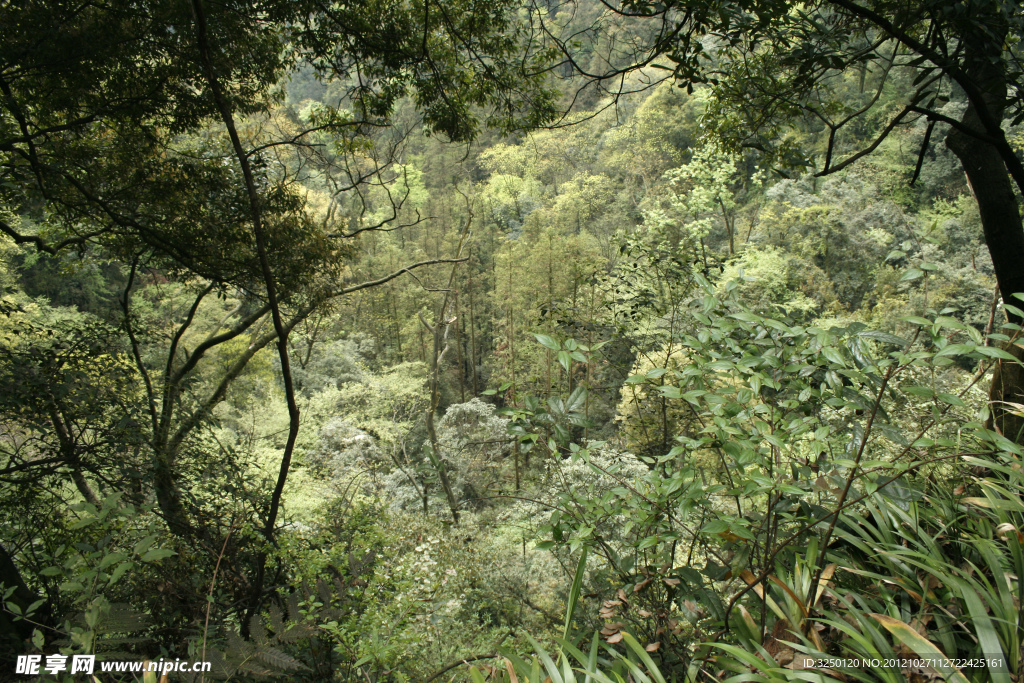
[
  {"left": 503, "top": 658, "right": 520, "bottom": 683},
  {"left": 739, "top": 570, "right": 765, "bottom": 600},
  {"left": 997, "top": 522, "right": 1018, "bottom": 540},
  {"left": 601, "top": 623, "right": 625, "bottom": 636},
  {"left": 645, "top": 642, "right": 661, "bottom": 652}
]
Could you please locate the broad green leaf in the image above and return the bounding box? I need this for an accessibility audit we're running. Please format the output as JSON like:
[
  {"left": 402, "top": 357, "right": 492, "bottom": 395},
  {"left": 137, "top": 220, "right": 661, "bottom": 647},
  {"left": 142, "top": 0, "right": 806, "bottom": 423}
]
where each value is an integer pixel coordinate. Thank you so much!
[
  {"left": 701, "top": 520, "right": 730, "bottom": 534},
  {"left": 534, "top": 333, "right": 560, "bottom": 350},
  {"left": 975, "top": 346, "right": 1022, "bottom": 361},
  {"left": 857, "top": 330, "right": 910, "bottom": 346},
  {"left": 108, "top": 560, "right": 134, "bottom": 586},
  {"left": 140, "top": 548, "right": 175, "bottom": 562},
  {"left": 557, "top": 350, "right": 572, "bottom": 372}
]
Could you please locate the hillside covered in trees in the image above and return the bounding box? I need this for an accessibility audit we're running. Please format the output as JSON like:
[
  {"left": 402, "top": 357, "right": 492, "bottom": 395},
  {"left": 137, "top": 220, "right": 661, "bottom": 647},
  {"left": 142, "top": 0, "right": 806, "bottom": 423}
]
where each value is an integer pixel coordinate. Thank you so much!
[{"left": 3, "top": 0, "right": 1024, "bottom": 680}]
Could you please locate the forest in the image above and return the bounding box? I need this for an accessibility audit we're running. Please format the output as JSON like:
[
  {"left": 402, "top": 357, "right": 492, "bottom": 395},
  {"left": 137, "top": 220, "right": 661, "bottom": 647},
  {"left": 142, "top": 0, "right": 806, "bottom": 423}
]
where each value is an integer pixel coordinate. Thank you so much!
[{"left": 2, "top": 0, "right": 1024, "bottom": 681}]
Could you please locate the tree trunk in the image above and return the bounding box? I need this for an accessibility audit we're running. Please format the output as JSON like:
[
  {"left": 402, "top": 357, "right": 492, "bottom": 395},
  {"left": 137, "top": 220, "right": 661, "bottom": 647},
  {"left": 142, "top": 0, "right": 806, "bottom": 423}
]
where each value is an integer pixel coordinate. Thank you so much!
[
  {"left": 945, "top": 26, "right": 1024, "bottom": 325},
  {"left": 0, "top": 543, "right": 45, "bottom": 649},
  {"left": 423, "top": 313, "right": 461, "bottom": 524},
  {"left": 945, "top": 28, "right": 1024, "bottom": 443},
  {"left": 946, "top": 128, "right": 1024, "bottom": 323},
  {"left": 986, "top": 341, "right": 1024, "bottom": 441}
]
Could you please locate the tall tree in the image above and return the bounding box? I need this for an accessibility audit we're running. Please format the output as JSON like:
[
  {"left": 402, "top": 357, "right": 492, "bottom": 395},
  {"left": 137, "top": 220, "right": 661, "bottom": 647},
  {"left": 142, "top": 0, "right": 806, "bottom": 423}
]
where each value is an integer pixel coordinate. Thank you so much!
[
  {"left": 543, "top": 0, "right": 1024, "bottom": 317},
  {"left": 705, "top": 0, "right": 1024, "bottom": 318},
  {"left": 0, "top": 0, "right": 557, "bottom": 634},
  {"left": 544, "top": 0, "right": 1024, "bottom": 440}
]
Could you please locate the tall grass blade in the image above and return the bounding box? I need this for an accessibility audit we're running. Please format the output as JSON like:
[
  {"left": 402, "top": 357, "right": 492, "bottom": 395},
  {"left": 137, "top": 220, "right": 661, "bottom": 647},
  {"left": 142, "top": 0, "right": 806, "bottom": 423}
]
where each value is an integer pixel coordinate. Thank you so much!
[{"left": 564, "top": 546, "right": 588, "bottom": 641}]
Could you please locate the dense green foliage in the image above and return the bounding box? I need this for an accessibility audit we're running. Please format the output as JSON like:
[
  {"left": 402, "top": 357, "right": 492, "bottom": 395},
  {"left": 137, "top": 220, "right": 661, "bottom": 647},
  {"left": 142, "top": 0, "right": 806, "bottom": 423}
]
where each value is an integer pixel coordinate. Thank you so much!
[{"left": 2, "top": 0, "right": 1024, "bottom": 681}]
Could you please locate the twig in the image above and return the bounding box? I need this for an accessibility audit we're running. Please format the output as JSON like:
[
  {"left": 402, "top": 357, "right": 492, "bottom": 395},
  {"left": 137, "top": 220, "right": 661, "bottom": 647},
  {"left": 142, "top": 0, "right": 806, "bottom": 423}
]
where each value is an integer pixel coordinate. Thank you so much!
[
  {"left": 802, "top": 360, "right": 898, "bottom": 612},
  {"left": 201, "top": 527, "right": 234, "bottom": 682},
  {"left": 423, "top": 631, "right": 512, "bottom": 682}
]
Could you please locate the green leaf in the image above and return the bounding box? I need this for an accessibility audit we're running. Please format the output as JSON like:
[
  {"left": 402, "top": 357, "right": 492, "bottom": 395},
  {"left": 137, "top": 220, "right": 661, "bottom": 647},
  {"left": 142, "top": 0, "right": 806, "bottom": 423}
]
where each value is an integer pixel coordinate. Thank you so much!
[
  {"left": 975, "top": 346, "right": 1022, "bottom": 361},
  {"left": 682, "top": 390, "right": 706, "bottom": 403},
  {"left": 564, "top": 546, "right": 588, "bottom": 640},
  {"left": 728, "top": 522, "right": 756, "bottom": 541},
  {"left": 948, "top": 578, "right": 1011, "bottom": 683},
  {"left": 557, "top": 350, "right": 572, "bottom": 372},
  {"left": 534, "top": 333, "right": 560, "bottom": 350},
  {"left": 1004, "top": 303, "right": 1024, "bottom": 318},
  {"left": 567, "top": 387, "right": 588, "bottom": 413},
  {"left": 526, "top": 633, "right": 563, "bottom": 683},
  {"left": 98, "top": 551, "right": 127, "bottom": 570},
  {"left": 821, "top": 346, "right": 846, "bottom": 366},
  {"left": 899, "top": 267, "right": 924, "bottom": 282},
  {"left": 108, "top": 560, "right": 134, "bottom": 586},
  {"left": 140, "top": 548, "right": 175, "bottom": 562},
  {"left": 935, "top": 343, "right": 975, "bottom": 358},
  {"left": 69, "top": 516, "right": 97, "bottom": 530},
  {"left": 713, "top": 643, "right": 775, "bottom": 672},
  {"left": 620, "top": 632, "right": 667, "bottom": 683},
  {"left": 858, "top": 330, "right": 910, "bottom": 346},
  {"left": 133, "top": 535, "right": 157, "bottom": 556},
  {"left": 701, "top": 520, "right": 730, "bottom": 534}
]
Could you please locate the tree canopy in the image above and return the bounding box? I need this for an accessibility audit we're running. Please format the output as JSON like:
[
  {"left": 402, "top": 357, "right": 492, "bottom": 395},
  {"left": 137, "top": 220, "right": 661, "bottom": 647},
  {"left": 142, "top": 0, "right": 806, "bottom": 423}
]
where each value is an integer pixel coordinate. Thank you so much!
[{"left": 3, "top": 0, "right": 1024, "bottom": 681}]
